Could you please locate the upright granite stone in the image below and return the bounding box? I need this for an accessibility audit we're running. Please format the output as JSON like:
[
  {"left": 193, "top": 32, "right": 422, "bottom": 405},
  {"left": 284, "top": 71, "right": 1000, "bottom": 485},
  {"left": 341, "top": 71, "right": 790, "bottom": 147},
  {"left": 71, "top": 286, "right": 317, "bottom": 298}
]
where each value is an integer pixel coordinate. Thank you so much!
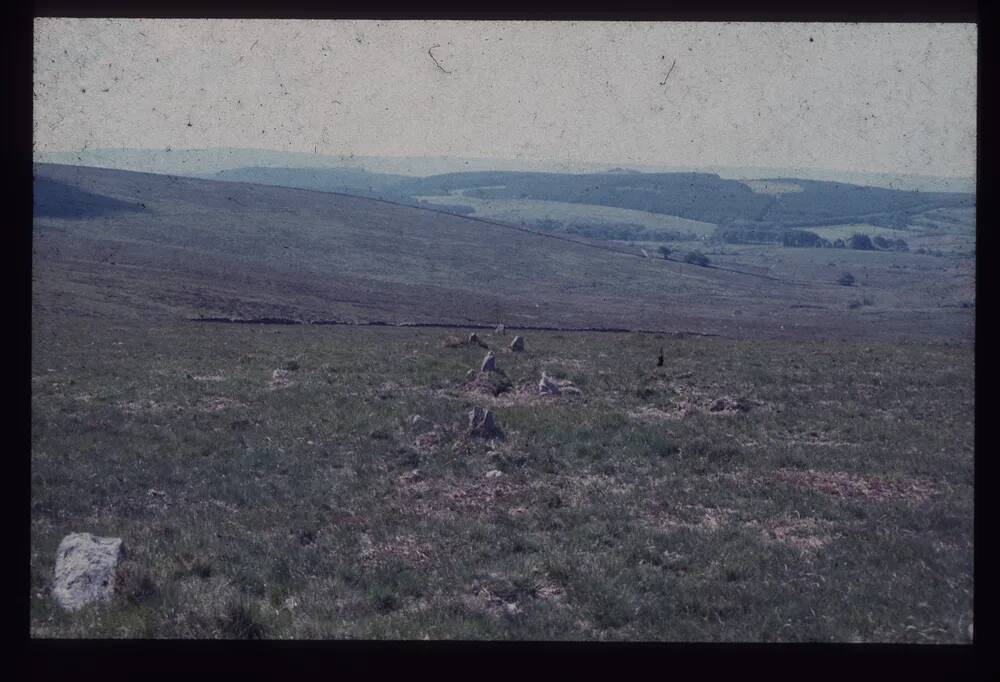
[
  {"left": 468, "top": 406, "right": 504, "bottom": 439},
  {"left": 510, "top": 336, "right": 525, "bottom": 352},
  {"left": 480, "top": 351, "right": 497, "bottom": 373}
]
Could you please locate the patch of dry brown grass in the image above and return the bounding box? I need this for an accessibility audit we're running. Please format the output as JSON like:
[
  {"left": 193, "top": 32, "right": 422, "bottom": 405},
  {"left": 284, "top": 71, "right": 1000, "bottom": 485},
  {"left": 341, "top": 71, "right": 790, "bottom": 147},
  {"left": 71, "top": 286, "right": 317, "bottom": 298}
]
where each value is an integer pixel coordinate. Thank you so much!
[{"left": 773, "top": 468, "right": 942, "bottom": 504}]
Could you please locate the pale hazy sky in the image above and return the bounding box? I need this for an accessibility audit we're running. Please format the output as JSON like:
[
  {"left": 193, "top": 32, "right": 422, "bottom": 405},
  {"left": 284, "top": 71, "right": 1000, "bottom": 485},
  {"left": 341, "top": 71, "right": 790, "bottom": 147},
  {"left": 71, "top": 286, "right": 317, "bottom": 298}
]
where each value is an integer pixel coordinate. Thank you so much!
[{"left": 33, "top": 19, "right": 977, "bottom": 179}]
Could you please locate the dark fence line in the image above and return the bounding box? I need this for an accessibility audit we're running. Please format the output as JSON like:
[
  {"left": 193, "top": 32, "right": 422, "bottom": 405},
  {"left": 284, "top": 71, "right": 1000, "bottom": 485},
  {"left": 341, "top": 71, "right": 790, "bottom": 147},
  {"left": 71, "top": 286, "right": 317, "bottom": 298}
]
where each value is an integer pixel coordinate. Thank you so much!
[{"left": 189, "top": 316, "right": 722, "bottom": 337}]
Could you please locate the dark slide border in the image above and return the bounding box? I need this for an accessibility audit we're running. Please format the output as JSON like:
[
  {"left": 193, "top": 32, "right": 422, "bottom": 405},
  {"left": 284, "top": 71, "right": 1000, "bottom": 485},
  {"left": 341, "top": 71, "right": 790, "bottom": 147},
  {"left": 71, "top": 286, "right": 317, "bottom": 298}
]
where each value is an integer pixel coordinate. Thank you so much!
[{"left": 16, "top": 2, "right": 992, "bottom": 680}]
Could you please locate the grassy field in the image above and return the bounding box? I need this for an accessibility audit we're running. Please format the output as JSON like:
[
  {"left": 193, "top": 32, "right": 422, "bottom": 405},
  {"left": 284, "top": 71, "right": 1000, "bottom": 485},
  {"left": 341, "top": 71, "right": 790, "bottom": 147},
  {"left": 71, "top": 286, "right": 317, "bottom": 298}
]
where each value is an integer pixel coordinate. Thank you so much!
[
  {"left": 30, "top": 312, "right": 973, "bottom": 641},
  {"left": 809, "top": 225, "right": 914, "bottom": 241},
  {"left": 414, "top": 192, "right": 719, "bottom": 237}
]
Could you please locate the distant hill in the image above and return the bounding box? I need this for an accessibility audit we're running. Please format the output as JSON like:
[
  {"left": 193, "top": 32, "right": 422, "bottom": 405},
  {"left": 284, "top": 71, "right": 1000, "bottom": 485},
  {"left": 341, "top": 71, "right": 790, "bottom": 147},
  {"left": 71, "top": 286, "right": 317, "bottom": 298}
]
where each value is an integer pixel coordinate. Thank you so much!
[
  {"left": 395, "top": 171, "right": 772, "bottom": 226},
  {"left": 33, "top": 150, "right": 975, "bottom": 241},
  {"left": 197, "top": 167, "right": 974, "bottom": 236},
  {"left": 203, "top": 166, "right": 411, "bottom": 202},
  {"left": 34, "top": 148, "right": 975, "bottom": 192},
  {"left": 32, "top": 163, "right": 972, "bottom": 340},
  {"left": 33, "top": 175, "right": 150, "bottom": 219}
]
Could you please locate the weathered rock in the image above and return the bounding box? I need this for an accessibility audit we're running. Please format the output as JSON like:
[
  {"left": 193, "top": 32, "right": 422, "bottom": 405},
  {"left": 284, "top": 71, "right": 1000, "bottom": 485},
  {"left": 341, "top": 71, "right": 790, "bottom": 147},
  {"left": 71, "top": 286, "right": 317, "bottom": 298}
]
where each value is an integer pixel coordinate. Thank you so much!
[
  {"left": 462, "top": 332, "right": 487, "bottom": 348},
  {"left": 52, "top": 533, "right": 124, "bottom": 611},
  {"left": 539, "top": 372, "right": 561, "bottom": 395},
  {"left": 709, "top": 396, "right": 748, "bottom": 413},
  {"left": 358, "top": 532, "right": 375, "bottom": 558},
  {"left": 468, "top": 406, "right": 504, "bottom": 439},
  {"left": 485, "top": 469, "right": 503, "bottom": 479},
  {"left": 539, "top": 372, "right": 582, "bottom": 396},
  {"left": 465, "top": 368, "right": 477, "bottom": 380},
  {"left": 409, "top": 415, "right": 434, "bottom": 433},
  {"left": 480, "top": 351, "right": 497, "bottom": 373},
  {"left": 510, "top": 336, "right": 525, "bottom": 352},
  {"left": 399, "top": 468, "right": 423, "bottom": 484}
]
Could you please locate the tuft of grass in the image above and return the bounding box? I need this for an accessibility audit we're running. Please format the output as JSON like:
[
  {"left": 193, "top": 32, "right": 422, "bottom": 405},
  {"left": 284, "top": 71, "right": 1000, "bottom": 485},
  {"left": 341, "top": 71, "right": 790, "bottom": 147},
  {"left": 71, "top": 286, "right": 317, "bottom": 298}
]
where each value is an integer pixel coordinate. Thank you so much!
[
  {"left": 218, "top": 595, "right": 268, "bottom": 640},
  {"left": 470, "top": 371, "right": 514, "bottom": 396},
  {"left": 115, "top": 561, "right": 159, "bottom": 605}
]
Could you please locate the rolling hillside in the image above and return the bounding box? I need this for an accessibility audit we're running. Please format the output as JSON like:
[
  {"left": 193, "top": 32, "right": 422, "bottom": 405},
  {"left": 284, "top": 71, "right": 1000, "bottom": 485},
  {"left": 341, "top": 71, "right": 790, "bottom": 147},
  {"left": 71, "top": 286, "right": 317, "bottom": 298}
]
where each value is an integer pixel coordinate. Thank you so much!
[
  {"left": 202, "top": 166, "right": 975, "bottom": 236},
  {"left": 32, "top": 163, "right": 973, "bottom": 341}
]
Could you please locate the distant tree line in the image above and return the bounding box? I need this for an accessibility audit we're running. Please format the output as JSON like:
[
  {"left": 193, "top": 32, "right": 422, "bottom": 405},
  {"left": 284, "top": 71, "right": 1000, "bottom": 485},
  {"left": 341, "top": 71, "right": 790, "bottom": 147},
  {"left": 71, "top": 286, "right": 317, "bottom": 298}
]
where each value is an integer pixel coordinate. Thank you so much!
[
  {"left": 781, "top": 229, "right": 827, "bottom": 248},
  {"left": 713, "top": 224, "right": 786, "bottom": 245},
  {"left": 779, "top": 230, "right": 908, "bottom": 252},
  {"left": 527, "top": 218, "right": 698, "bottom": 243},
  {"left": 657, "top": 245, "right": 711, "bottom": 266}
]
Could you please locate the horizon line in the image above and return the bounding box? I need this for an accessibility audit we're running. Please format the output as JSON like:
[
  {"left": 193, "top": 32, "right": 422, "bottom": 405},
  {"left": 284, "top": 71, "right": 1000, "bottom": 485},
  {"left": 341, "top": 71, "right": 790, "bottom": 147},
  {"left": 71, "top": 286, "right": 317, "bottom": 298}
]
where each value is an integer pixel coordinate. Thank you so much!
[{"left": 32, "top": 147, "right": 977, "bottom": 187}]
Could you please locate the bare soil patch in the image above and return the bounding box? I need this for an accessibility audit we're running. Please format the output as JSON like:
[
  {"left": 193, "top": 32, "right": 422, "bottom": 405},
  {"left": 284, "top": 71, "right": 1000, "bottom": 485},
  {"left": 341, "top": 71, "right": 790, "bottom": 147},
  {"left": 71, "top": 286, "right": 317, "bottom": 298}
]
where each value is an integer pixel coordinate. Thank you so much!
[
  {"left": 358, "top": 532, "right": 434, "bottom": 567},
  {"left": 747, "top": 514, "right": 842, "bottom": 555},
  {"left": 460, "top": 371, "right": 513, "bottom": 397},
  {"left": 642, "top": 502, "right": 843, "bottom": 557},
  {"left": 190, "top": 373, "right": 226, "bottom": 382},
  {"left": 195, "top": 396, "right": 248, "bottom": 413},
  {"left": 117, "top": 399, "right": 172, "bottom": 415},
  {"left": 774, "top": 468, "right": 941, "bottom": 504}
]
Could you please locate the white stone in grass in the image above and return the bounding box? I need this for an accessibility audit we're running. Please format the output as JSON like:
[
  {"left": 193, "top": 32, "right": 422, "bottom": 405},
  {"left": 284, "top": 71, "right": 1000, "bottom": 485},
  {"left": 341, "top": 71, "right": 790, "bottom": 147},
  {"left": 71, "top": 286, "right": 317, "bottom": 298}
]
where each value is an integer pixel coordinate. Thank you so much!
[
  {"left": 52, "top": 532, "right": 124, "bottom": 611},
  {"left": 485, "top": 469, "right": 503, "bottom": 479},
  {"left": 539, "top": 371, "right": 561, "bottom": 395},
  {"left": 539, "top": 372, "right": 581, "bottom": 396},
  {"left": 410, "top": 415, "right": 434, "bottom": 433}
]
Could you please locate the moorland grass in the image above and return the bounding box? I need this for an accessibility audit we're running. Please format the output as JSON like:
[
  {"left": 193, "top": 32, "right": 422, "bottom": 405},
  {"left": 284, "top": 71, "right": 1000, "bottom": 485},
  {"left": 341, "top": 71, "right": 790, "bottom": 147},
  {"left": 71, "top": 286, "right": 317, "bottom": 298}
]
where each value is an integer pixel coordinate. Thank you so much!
[{"left": 30, "top": 314, "right": 974, "bottom": 641}]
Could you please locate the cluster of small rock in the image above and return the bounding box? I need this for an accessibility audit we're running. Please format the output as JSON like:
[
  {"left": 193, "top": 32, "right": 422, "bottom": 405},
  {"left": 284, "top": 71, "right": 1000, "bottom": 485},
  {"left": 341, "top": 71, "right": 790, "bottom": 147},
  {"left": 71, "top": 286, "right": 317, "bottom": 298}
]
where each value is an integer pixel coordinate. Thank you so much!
[
  {"left": 50, "top": 333, "right": 763, "bottom": 618},
  {"left": 460, "top": 332, "right": 530, "bottom": 442}
]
